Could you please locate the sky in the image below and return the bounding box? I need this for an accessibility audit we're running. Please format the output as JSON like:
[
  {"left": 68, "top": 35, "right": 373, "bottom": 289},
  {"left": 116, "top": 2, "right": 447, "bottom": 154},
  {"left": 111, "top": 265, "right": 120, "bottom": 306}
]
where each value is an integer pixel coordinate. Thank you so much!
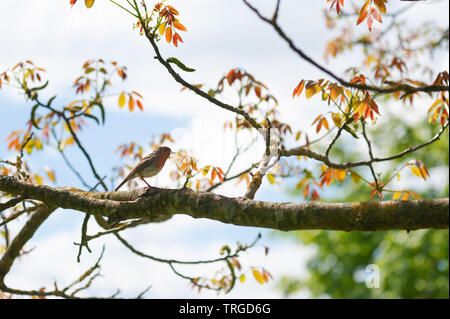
[{"left": 0, "top": 0, "right": 448, "bottom": 298}]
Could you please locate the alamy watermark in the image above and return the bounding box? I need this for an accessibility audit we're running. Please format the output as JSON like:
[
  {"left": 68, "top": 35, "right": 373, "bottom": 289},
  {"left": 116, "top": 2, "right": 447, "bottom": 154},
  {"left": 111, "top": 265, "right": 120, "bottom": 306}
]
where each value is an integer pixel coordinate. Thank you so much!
[{"left": 365, "top": 264, "right": 381, "bottom": 289}]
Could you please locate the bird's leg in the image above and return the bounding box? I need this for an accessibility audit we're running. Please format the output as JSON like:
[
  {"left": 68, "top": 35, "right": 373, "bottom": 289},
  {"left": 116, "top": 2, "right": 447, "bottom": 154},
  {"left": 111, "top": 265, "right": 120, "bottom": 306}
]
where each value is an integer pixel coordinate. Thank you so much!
[{"left": 141, "top": 177, "right": 151, "bottom": 188}]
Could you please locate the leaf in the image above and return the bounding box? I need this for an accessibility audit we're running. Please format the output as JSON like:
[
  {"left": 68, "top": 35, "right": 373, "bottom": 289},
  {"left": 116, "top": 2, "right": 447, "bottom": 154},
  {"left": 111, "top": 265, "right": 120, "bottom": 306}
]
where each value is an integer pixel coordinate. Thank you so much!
[
  {"left": 173, "top": 33, "right": 183, "bottom": 47},
  {"left": 401, "top": 192, "right": 409, "bottom": 201},
  {"left": 45, "top": 168, "right": 56, "bottom": 183},
  {"left": 410, "top": 166, "right": 422, "bottom": 178},
  {"left": 159, "top": 22, "right": 167, "bottom": 36},
  {"left": 30, "top": 104, "right": 41, "bottom": 129},
  {"left": 165, "top": 26, "right": 173, "bottom": 43},
  {"left": 34, "top": 174, "right": 43, "bottom": 185},
  {"left": 350, "top": 171, "right": 361, "bottom": 183},
  {"left": 374, "top": 0, "right": 386, "bottom": 14},
  {"left": 173, "top": 21, "right": 187, "bottom": 31},
  {"left": 92, "top": 101, "right": 105, "bottom": 124},
  {"left": 293, "top": 80, "right": 305, "bottom": 98},
  {"left": 118, "top": 92, "right": 126, "bottom": 108},
  {"left": 255, "top": 86, "right": 262, "bottom": 98},
  {"left": 83, "top": 113, "right": 100, "bottom": 125},
  {"left": 410, "top": 191, "right": 422, "bottom": 199},
  {"left": 393, "top": 191, "right": 402, "bottom": 200},
  {"left": 371, "top": 8, "right": 382, "bottom": 23},
  {"left": 220, "top": 245, "right": 231, "bottom": 255},
  {"left": 166, "top": 57, "right": 195, "bottom": 72},
  {"left": 84, "top": 67, "right": 95, "bottom": 74},
  {"left": 85, "top": 0, "right": 95, "bottom": 8},
  {"left": 167, "top": 5, "right": 179, "bottom": 15},
  {"left": 334, "top": 169, "right": 346, "bottom": 182},
  {"left": 357, "top": 0, "right": 370, "bottom": 25},
  {"left": 128, "top": 96, "right": 135, "bottom": 112},
  {"left": 267, "top": 173, "right": 276, "bottom": 184},
  {"left": 305, "top": 83, "right": 321, "bottom": 99},
  {"left": 136, "top": 99, "right": 143, "bottom": 111},
  {"left": 252, "top": 269, "right": 265, "bottom": 284}
]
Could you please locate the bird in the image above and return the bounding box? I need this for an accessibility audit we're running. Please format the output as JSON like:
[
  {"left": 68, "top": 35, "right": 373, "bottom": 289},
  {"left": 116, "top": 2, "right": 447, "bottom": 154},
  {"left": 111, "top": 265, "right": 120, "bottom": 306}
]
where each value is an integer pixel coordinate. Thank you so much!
[{"left": 114, "top": 146, "right": 174, "bottom": 191}]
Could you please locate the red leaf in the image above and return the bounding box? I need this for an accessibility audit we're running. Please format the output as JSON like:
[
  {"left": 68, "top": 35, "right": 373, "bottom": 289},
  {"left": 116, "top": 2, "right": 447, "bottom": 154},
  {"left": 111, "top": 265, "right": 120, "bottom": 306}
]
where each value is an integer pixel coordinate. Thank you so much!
[{"left": 136, "top": 99, "right": 143, "bottom": 111}]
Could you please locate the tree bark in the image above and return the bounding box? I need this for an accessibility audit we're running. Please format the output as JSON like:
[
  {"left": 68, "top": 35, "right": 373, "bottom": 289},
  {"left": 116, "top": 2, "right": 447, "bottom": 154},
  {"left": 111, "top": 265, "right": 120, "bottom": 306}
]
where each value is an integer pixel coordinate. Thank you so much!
[
  {"left": 0, "top": 204, "right": 54, "bottom": 284},
  {"left": 0, "top": 175, "right": 448, "bottom": 232}
]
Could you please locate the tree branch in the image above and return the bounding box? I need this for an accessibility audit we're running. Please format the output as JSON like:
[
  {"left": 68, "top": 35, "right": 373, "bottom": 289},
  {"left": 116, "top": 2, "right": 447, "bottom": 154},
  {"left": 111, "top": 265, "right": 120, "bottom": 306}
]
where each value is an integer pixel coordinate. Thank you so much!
[
  {"left": 0, "top": 175, "right": 447, "bottom": 231},
  {"left": 242, "top": 0, "right": 449, "bottom": 94},
  {"left": 140, "top": 24, "right": 262, "bottom": 130}
]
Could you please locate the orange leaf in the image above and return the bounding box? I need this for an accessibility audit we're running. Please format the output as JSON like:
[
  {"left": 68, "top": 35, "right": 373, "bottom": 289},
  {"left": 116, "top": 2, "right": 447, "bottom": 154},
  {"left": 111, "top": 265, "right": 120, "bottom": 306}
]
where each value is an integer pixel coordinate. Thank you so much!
[
  {"left": 374, "top": 0, "right": 386, "bottom": 14},
  {"left": 371, "top": 8, "right": 382, "bottom": 23},
  {"left": 255, "top": 86, "right": 262, "bottom": 98},
  {"left": 165, "top": 26, "right": 173, "bottom": 43},
  {"left": 167, "top": 5, "right": 179, "bottom": 15},
  {"left": 136, "top": 99, "right": 143, "bottom": 111},
  {"left": 128, "top": 96, "right": 135, "bottom": 112},
  {"left": 357, "top": 0, "right": 370, "bottom": 25},
  {"left": 293, "top": 80, "right": 305, "bottom": 98},
  {"left": 173, "top": 21, "right": 187, "bottom": 31},
  {"left": 173, "top": 33, "right": 183, "bottom": 47}
]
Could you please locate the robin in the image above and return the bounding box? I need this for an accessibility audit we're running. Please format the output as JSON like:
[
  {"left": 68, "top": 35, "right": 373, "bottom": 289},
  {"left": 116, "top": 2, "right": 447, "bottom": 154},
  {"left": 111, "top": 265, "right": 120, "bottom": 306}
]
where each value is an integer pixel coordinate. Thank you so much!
[{"left": 114, "top": 146, "right": 174, "bottom": 191}]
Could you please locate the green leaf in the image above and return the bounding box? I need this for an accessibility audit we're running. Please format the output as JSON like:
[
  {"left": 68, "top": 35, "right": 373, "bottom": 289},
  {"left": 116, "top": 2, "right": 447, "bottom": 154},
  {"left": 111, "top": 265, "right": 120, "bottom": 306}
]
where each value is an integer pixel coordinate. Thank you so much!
[
  {"left": 85, "top": 67, "right": 95, "bottom": 74},
  {"left": 30, "top": 104, "right": 41, "bottom": 129},
  {"left": 92, "top": 102, "right": 105, "bottom": 124},
  {"left": 166, "top": 57, "right": 196, "bottom": 72},
  {"left": 83, "top": 113, "right": 100, "bottom": 125}
]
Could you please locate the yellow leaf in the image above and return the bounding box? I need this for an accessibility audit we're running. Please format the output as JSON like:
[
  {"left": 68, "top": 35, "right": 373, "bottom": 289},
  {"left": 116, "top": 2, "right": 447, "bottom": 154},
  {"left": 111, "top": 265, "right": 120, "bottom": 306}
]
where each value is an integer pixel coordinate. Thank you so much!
[
  {"left": 252, "top": 269, "right": 265, "bottom": 285},
  {"left": 401, "top": 192, "right": 409, "bottom": 201},
  {"left": 305, "top": 84, "right": 321, "bottom": 99},
  {"left": 393, "top": 191, "right": 402, "bottom": 200},
  {"left": 410, "top": 166, "right": 422, "bottom": 178},
  {"left": 60, "top": 137, "right": 74, "bottom": 151},
  {"left": 202, "top": 165, "right": 210, "bottom": 176},
  {"left": 159, "top": 22, "right": 167, "bottom": 36},
  {"left": 239, "top": 275, "right": 246, "bottom": 283},
  {"left": 332, "top": 113, "right": 343, "bottom": 127},
  {"left": 296, "top": 176, "right": 308, "bottom": 189},
  {"left": 118, "top": 93, "right": 126, "bottom": 108},
  {"left": 85, "top": 0, "right": 95, "bottom": 8},
  {"left": 335, "top": 169, "right": 346, "bottom": 182},
  {"left": 34, "top": 174, "right": 43, "bottom": 185},
  {"left": 350, "top": 171, "right": 361, "bottom": 184},
  {"left": 34, "top": 138, "right": 43, "bottom": 150},
  {"left": 267, "top": 173, "right": 276, "bottom": 184},
  {"left": 45, "top": 169, "right": 55, "bottom": 183},
  {"left": 25, "top": 139, "right": 35, "bottom": 154}
]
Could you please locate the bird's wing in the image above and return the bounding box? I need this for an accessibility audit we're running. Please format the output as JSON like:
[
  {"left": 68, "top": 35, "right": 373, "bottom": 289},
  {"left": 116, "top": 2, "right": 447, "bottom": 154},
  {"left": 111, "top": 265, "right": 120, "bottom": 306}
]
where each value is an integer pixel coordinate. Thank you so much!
[
  {"left": 131, "top": 154, "right": 159, "bottom": 176},
  {"left": 114, "top": 152, "right": 160, "bottom": 191}
]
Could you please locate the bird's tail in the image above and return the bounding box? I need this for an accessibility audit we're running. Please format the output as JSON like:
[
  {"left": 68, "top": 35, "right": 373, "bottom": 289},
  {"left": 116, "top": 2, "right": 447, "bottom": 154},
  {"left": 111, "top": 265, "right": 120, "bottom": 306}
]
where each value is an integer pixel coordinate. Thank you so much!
[{"left": 114, "top": 178, "right": 128, "bottom": 191}]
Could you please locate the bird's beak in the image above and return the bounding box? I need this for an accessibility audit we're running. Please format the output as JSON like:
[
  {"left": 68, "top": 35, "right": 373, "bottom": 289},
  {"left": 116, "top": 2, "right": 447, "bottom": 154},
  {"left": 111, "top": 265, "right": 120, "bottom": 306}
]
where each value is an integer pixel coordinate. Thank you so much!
[{"left": 170, "top": 151, "right": 176, "bottom": 155}]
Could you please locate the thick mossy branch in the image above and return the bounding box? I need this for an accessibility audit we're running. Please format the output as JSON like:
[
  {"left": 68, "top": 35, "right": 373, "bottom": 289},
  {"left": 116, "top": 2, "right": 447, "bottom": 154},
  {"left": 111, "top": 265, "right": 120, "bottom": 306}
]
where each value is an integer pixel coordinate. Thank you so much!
[{"left": 0, "top": 175, "right": 448, "bottom": 231}]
